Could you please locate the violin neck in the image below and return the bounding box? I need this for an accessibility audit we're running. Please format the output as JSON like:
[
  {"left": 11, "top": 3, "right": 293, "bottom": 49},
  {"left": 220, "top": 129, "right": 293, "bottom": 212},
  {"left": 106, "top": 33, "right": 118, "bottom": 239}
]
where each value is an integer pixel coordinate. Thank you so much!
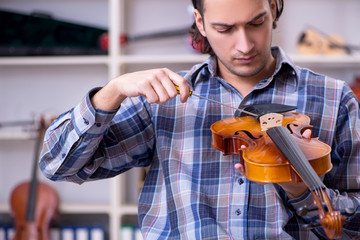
[
  {"left": 26, "top": 126, "right": 43, "bottom": 221},
  {"left": 266, "top": 126, "right": 325, "bottom": 190}
]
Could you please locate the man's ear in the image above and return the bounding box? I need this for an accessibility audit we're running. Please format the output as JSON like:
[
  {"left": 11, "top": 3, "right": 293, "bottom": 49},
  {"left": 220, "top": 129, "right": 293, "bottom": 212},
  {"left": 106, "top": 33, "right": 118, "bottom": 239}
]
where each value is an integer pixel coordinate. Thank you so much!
[
  {"left": 194, "top": 9, "right": 206, "bottom": 37},
  {"left": 270, "top": 0, "right": 277, "bottom": 21}
]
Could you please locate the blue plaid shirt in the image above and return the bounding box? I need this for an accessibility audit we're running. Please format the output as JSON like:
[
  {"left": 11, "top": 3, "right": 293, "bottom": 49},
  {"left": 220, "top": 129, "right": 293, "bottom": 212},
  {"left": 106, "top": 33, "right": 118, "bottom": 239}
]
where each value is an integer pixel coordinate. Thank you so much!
[{"left": 40, "top": 47, "right": 360, "bottom": 239}]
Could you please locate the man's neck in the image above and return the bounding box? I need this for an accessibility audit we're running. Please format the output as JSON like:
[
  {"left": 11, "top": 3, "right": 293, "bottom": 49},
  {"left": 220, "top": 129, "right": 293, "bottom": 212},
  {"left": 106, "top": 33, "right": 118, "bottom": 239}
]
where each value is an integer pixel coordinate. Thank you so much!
[{"left": 218, "top": 56, "right": 276, "bottom": 97}]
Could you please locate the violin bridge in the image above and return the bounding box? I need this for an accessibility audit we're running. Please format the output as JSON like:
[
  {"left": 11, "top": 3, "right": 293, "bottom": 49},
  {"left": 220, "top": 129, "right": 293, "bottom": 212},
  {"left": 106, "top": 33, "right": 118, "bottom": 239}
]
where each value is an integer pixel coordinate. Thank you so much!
[{"left": 259, "top": 113, "right": 283, "bottom": 131}]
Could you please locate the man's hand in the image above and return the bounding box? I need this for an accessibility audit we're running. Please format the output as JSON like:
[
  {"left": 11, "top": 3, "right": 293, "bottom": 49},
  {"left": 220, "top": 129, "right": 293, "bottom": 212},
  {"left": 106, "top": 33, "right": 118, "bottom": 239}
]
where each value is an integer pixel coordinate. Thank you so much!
[
  {"left": 91, "top": 68, "right": 191, "bottom": 111},
  {"left": 234, "top": 129, "right": 312, "bottom": 199}
]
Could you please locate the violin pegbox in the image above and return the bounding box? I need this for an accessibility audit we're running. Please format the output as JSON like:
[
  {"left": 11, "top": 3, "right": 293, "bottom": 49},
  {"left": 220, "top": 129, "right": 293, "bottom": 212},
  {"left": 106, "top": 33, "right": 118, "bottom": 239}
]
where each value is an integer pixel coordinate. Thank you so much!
[{"left": 259, "top": 113, "right": 283, "bottom": 131}]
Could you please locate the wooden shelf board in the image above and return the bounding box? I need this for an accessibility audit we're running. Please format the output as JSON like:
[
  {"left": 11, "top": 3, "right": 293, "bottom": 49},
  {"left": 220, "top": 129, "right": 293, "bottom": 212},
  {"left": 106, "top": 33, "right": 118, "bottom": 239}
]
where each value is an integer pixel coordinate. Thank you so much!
[{"left": 0, "top": 55, "right": 109, "bottom": 66}]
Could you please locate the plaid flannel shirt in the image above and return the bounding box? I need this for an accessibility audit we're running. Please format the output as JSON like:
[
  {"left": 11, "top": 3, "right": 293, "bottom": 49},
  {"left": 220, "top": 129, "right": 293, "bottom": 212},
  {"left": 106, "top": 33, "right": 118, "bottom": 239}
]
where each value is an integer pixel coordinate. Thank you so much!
[{"left": 40, "top": 47, "right": 360, "bottom": 239}]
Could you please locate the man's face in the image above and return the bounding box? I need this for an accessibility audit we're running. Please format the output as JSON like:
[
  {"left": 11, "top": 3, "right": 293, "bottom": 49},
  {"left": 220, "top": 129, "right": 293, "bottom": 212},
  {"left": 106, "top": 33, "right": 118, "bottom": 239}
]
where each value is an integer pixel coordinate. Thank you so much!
[{"left": 195, "top": 0, "right": 276, "bottom": 81}]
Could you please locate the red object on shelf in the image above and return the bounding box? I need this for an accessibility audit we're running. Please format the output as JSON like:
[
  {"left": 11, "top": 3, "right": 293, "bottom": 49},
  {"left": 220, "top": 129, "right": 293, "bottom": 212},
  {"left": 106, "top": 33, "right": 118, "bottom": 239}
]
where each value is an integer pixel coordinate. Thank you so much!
[
  {"left": 99, "top": 33, "right": 128, "bottom": 51},
  {"left": 99, "top": 27, "right": 190, "bottom": 51},
  {"left": 99, "top": 33, "right": 109, "bottom": 51}
]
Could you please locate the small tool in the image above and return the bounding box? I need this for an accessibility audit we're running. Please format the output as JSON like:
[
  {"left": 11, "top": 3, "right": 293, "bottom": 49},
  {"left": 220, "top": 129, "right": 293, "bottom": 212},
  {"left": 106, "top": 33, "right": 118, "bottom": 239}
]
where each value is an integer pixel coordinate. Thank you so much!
[{"left": 174, "top": 85, "right": 257, "bottom": 117}]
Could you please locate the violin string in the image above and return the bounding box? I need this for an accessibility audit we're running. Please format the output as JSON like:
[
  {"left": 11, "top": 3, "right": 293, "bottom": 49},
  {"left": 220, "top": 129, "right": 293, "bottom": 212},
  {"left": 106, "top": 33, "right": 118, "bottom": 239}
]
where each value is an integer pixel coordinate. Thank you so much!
[
  {"left": 175, "top": 84, "right": 257, "bottom": 117},
  {"left": 191, "top": 93, "right": 258, "bottom": 117}
]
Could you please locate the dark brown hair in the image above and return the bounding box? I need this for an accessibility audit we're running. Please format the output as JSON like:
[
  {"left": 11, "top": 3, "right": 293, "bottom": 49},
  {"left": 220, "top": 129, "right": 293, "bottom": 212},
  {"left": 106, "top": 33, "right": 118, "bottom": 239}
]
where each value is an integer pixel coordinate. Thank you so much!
[{"left": 189, "top": 0, "right": 284, "bottom": 55}]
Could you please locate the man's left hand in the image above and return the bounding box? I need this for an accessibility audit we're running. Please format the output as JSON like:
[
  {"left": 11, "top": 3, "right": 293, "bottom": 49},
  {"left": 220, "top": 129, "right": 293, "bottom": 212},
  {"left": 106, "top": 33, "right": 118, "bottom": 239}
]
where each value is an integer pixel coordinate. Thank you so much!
[{"left": 234, "top": 129, "right": 312, "bottom": 199}]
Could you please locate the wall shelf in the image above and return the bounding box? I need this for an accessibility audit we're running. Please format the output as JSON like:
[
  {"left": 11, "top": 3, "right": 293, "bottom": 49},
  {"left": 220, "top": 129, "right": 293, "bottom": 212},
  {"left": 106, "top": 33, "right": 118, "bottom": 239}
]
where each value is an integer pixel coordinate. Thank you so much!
[
  {"left": 0, "top": 56, "right": 109, "bottom": 66},
  {"left": 0, "top": 202, "right": 111, "bottom": 214},
  {"left": 0, "top": 130, "right": 36, "bottom": 140},
  {"left": 290, "top": 54, "right": 360, "bottom": 68}
]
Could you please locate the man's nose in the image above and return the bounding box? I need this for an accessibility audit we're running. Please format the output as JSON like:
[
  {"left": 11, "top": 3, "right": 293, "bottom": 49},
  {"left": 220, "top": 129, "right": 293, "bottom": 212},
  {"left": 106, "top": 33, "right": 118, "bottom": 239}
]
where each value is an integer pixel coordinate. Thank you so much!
[{"left": 234, "top": 29, "right": 254, "bottom": 54}]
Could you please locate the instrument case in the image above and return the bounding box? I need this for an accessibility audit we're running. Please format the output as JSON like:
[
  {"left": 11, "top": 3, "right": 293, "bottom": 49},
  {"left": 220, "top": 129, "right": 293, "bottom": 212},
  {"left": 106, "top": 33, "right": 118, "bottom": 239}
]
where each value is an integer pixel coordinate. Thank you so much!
[{"left": 0, "top": 9, "right": 107, "bottom": 56}]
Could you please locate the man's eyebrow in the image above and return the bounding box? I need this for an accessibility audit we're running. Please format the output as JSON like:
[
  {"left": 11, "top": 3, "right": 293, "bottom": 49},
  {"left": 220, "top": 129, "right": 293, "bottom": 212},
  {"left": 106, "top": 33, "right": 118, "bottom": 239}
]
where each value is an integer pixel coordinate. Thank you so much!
[
  {"left": 211, "top": 11, "right": 268, "bottom": 27},
  {"left": 248, "top": 11, "right": 267, "bottom": 23},
  {"left": 211, "top": 22, "right": 234, "bottom": 27}
]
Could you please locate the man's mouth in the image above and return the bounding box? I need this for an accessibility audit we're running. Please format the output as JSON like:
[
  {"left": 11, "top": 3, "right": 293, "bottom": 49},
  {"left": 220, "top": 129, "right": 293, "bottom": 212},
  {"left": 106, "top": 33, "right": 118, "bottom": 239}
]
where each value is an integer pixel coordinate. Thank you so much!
[{"left": 234, "top": 55, "right": 256, "bottom": 64}]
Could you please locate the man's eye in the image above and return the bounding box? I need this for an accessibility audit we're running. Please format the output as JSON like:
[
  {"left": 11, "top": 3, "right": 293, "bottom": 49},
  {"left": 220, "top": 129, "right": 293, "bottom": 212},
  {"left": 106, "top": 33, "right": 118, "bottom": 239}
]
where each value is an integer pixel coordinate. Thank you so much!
[
  {"left": 250, "top": 18, "right": 265, "bottom": 26},
  {"left": 217, "top": 28, "right": 232, "bottom": 33}
]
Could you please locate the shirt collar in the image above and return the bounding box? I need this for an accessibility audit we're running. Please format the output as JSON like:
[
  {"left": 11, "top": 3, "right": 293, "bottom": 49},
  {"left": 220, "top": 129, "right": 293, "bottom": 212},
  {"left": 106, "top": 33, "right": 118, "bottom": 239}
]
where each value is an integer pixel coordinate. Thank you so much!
[
  {"left": 189, "top": 46, "right": 300, "bottom": 89},
  {"left": 272, "top": 46, "right": 300, "bottom": 82}
]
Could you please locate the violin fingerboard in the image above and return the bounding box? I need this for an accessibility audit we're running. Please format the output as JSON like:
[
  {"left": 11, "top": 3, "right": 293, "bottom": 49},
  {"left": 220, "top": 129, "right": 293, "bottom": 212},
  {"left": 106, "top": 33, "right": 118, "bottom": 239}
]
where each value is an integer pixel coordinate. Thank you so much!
[{"left": 266, "top": 126, "right": 325, "bottom": 190}]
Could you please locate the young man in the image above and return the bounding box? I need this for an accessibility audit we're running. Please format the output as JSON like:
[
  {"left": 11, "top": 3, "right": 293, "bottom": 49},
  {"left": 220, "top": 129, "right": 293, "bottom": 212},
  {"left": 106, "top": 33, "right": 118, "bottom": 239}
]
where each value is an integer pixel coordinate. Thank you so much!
[{"left": 40, "top": 0, "right": 360, "bottom": 239}]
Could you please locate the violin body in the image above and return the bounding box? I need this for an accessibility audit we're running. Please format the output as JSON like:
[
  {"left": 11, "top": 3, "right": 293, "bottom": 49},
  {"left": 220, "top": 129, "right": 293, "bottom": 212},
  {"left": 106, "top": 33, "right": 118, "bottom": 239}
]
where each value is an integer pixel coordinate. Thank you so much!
[
  {"left": 297, "top": 28, "right": 346, "bottom": 55},
  {"left": 211, "top": 112, "right": 332, "bottom": 183},
  {"left": 210, "top": 111, "right": 348, "bottom": 238},
  {"left": 10, "top": 181, "right": 59, "bottom": 240}
]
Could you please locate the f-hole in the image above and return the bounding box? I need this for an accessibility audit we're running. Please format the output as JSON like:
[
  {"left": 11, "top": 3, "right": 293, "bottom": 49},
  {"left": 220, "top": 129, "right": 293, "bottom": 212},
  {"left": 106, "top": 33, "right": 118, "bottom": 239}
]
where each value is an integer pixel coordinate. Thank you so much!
[{"left": 234, "top": 130, "right": 262, "bottom": 140}]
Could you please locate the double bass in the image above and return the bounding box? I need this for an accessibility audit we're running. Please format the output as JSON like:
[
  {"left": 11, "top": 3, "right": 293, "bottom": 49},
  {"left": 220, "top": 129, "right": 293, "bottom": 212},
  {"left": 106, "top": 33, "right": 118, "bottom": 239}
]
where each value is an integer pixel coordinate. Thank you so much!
[{"left": 9, "top": 115, "right": 59, "bottom": 240}]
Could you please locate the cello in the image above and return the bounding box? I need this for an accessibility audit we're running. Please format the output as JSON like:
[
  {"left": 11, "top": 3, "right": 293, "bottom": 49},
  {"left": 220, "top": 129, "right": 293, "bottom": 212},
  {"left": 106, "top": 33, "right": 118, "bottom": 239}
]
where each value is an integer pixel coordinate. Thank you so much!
[
  {"left": 210, "top": 105, "right": 355, "bottom": 239},
  {"left": 9, "top": 115, "right": 59, "bottom": 240}
]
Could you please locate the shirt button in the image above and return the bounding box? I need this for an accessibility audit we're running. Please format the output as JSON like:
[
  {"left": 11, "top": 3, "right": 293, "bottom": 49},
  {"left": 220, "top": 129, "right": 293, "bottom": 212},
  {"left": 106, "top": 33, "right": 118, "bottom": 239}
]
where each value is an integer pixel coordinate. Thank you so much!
[
  {"left": 235, "top": 209, "right": 242, "bottom": 216},
  {"left": 83, "top": 118, "right": 89, "bottom": 125},
  {"left": 96, "top": 123, "right": 102, "bottom": 127},
  {"left": 238, "top": 178, "right": 244, "bottom": 185},
  {"left": 62, "top": 153, "right": 66, "bottom": 158}
]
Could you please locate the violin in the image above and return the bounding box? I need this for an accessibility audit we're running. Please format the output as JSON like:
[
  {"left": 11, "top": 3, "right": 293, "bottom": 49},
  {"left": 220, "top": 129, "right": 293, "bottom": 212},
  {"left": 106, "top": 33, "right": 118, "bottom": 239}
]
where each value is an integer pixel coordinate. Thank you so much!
[
  {"left": 9, "top": 115, "right": 59, "bottom": 240},
  {"left": 175, "top": 85, "right": 352, "bottom": 238},
  {"left": 211, "top": 111, "right": 332, "bottom": 183},
  {"left": 350, "top": 77, "right": 360, "bottom": 101},
  {"left": 210, "top": 107, "right": 345, "bottom": 239},
  {"left": 297, "top": 27, "right": 360, "bottom": 55}
]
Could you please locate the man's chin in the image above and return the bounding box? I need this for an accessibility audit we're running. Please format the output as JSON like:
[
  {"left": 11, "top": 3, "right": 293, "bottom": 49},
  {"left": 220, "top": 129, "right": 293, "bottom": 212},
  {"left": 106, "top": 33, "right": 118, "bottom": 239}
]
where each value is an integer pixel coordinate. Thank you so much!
[{"left": 230, "top": 67, "right": 263, "bottom": 78}]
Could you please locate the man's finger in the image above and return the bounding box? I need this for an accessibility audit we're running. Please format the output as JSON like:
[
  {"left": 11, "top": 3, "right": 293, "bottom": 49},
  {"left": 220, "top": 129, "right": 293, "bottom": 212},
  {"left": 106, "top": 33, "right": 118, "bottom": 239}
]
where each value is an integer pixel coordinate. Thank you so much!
[
  {"left": 234, "top": 163, "right": 245, "bottom": 175},
  {"left": 302, "top": 129, "right": 312, "bottom": 139},
  {"left": 167, "top": 71, "right": 191, "bottom": 103}
]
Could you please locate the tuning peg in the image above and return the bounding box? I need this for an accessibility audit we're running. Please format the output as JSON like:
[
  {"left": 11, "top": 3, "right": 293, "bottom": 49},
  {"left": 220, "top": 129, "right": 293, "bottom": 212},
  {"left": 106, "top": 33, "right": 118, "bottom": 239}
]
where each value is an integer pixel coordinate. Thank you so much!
[
  {"left": 302, "top": 221, "right": 322, "bottom": 230},
  {"left": 296, "top": 205, "right": 319, "bottom": 216}
]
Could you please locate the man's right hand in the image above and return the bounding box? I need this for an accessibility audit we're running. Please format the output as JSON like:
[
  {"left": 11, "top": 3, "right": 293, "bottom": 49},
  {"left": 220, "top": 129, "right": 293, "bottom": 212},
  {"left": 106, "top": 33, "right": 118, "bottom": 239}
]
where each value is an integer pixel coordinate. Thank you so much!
[{"left": 91, "top": 68, "right": 191, "bottom": 111}]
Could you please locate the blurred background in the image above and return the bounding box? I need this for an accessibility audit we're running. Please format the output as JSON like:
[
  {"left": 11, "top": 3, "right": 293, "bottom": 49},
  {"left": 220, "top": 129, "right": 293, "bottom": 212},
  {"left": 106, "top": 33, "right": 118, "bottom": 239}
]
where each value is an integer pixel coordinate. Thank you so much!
[{"left": 1, "top": 0, "right": 360, "bottom": 239}]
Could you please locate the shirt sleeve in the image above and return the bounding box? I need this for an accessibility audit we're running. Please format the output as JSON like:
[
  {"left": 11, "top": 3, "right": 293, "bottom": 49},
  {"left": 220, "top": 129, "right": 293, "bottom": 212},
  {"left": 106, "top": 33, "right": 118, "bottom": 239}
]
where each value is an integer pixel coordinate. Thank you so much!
[
  {"left": 288, "top": 84, "right": 360, "bottom": 238},
  {"left": 39, "top": 88, "right": 155, "bottom": 184}
]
